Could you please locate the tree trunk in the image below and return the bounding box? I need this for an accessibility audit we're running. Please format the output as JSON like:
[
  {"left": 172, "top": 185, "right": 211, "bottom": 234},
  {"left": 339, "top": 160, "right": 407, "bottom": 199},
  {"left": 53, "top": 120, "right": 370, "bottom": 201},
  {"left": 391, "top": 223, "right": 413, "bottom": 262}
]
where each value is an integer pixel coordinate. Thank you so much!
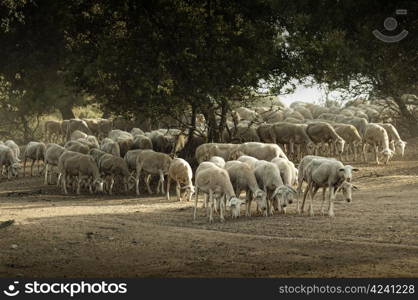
[{"left": 58, "top": 102, "right": 75, "bottom": 120}]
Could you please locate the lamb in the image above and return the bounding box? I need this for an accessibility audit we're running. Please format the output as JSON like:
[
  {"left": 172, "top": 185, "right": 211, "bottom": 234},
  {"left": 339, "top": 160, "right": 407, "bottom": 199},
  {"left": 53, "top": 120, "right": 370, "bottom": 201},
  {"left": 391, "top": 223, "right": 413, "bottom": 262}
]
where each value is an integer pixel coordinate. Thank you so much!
[
  {"left": 363, "top": 123, "right": 394, "bottom": 165},
  {"left": 132, "top": 134, "right": 153, "bottom": 150},
  {"left": 22, "top": 141, "right": 46, "bottom": 177},
  {"left": 44, "top": 143, "right": 66, "bottom": 184},
  {"left": 376, "top": 123, "right": 406, "bottom": 157},
  {"left": 269, "top": 122, "right": 315, "bottom": 159},
  {"left": 167, "top": 158, "right": 195, "bottom": 201},
  {"left": 0, "top": 144, "right": 21, "bottom": 179},
  {"left": 58, "top": 151, "right": 104, "bottom": 194},
  {"left": 135, "top": 150, "right": 172, "bottom": 195},
  {"left": 229, "top": 142, "right": 288, "bottom": 161},
  {"left": 224, "top": 160, "right": 267, "bottom": 217},
  {"left": 98, "top": 153, "right": 134, "bottom": 194},
  {"left": 208, "top": 156, "right": 226, "bottom": 168},
  {"left": 195, "top": 143, "right": 240, "bottom": 163},
  {"left": 300, "top": 158, "right": 357, "bottom": 217},
  {"left": 194, "top": 162, "right": 243, "bottom": 222},
  {"left": 306, "top": 122, "right": 345, "bottom": 160},
  {"left": 44, "top": 120, "right": 62, "bottom": 143},
  {"left": 333, "top": 123, "right": 363, "bottom": 161},
  {"left": 253, "top": 160, "right": 296, "bottom": 215},
  {"left": 101, "top": 140, "right": 121, "bottom": 157},
  {"left": 5, "top": 140, "right": 20, "bottom": 161}
]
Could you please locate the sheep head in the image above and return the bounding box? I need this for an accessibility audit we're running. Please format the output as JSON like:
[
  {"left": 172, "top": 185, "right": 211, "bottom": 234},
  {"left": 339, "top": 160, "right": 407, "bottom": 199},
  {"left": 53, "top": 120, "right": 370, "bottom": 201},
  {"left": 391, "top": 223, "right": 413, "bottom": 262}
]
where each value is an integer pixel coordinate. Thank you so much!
[
  {"left": 253, "top": 189, "right": 267, "bottom": 211},
  {"left": 395, "top": 140, "right": 406, "bottom": 157},
  {"left": 336, "top": 181, "right": 359, "bottom": 202},
  {"left": 226, "top": 196, "right": 245, "bottom": 218}
]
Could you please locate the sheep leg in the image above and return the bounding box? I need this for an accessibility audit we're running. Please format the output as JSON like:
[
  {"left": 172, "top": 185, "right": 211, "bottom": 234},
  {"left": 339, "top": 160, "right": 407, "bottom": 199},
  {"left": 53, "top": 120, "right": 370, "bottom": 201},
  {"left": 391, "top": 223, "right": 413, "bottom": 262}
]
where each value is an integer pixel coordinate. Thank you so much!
[
  {"left": 320, "top": 187, "right": 326, "bottom": 215},
  {"left": 193, "top": 186, "right": 199, "bottom": 221},
  {"left": 159, "top": 172, "right": 165, "bottom": 194},
  {"left": 44, "top": 164, "right": 49, "bottom": 184},
  {"left": 62, "top": 173, "right": 68, "bottom": 194},
  {"left": 77, "top": 176, "right": 82, "bottom": 195},
  {"left": 208, "top": 190, "right": 214, "bottom": 223},
  {"left": 31, "top": 160, "right": 35, "bottom": 177},
  {"left": 301, "top": 181, "right": 312, "bottom": 214},
  {"left": 264, "top": 186, "right": 269, "bottom": 217},
  {"left": 245, "top": 191, "right": 252, "bottom": 217},
  {"left": 176, "top": 183, "right": 181, "bottom": 202},
  {"left": 109, "top": 177, "right": 115, "bottom": 195},
  {"left": 362, "top": 143, "right": 368, "bottom": 162},
  {"left": 135, "top": 165, "right": 142, "bottom": 195},
  {"left": 374, "top": 145, "right": 380, "bottom": 165},
  {"left": 308, "top": 184, "right": 315, "bottom": 217},
  {"left": 328, "top": 186, "right": 335, "bottom": 217},
  {"left": 166, "top": 176, "right": 171, "bottom": 201},
  {"left": 145, "top": 174, "right": 153, "bottom": 194},
  {"left": 219, "top": 196, "right": 225, "bottom": 223}
]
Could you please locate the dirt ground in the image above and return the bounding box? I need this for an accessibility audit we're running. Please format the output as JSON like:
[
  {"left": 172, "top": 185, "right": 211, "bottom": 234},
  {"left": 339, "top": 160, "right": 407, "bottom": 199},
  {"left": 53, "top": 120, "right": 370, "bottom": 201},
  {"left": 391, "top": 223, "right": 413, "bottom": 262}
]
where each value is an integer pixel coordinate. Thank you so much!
[{"left": 1, "top": 141, "right": 418, "bottom": 278}]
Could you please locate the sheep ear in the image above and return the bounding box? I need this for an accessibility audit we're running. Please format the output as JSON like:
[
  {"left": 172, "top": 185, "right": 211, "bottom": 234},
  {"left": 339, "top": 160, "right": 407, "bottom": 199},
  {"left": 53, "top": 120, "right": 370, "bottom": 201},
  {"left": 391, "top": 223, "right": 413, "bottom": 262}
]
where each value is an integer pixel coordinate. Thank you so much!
[
  {"left": 352, "top": 168, "right": 360, "bottom": 172},
  {"left": 339, "top": 168, "right": 345, "bottom": 172},
  {"left": 352, "top": 185, "right": 359, "bottom": 190},
  {"left": 288, "top": 185, "right": 297, "bottom": 194}
]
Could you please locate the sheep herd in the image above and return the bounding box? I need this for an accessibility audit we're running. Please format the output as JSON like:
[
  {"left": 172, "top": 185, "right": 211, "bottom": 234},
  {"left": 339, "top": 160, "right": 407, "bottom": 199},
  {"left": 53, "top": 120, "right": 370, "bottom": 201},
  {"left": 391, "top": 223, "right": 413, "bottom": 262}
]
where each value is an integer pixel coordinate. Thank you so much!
[{"left": 0, "top": 99, "right": 408, "bottom": 223}]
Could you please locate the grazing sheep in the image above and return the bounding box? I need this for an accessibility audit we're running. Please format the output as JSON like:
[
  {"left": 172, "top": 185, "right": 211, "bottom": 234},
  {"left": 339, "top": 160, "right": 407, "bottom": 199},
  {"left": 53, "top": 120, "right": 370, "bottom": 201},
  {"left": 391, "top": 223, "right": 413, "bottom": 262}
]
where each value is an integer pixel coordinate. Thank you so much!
[
  {"left": 344, "top": 117, "right": 368, "bottom": 136},
  {"left": 98, "top": 153, "right": 134, "bottom": 194},
  {"left": 253, "top": 160, "right": 288, "bottom": 215},
  {"left": 306, "top": 122, "right": 345, "bottom": 160},
  {"left": 224, "top": 160, "right": 267, "bottom": 217},
  {"left": 300, "top": 158, "right": 357, "bottom": 217},
  {"left": 135, "top": 150, "right": 172, "bottom": 195},
  {"left": 363, "top": 123, "right": 394, "bottom": 165},
  {"left": 256, "top": 124, "right": 275, "bottom": 143},
  {"left": 167, "top": 158, "right": 195, "bottom": 201},
  {"left": 101, "top": 140, "right": 121, "bottom": 157},
  {"left": 132, "top": 134, "right": 153, "bottom": 150},
  {"left": 377, "top": 123, "right": 407, "bottom": 157},
  {"left": 23, "top": 142, "right": 46, "bottom": 177},
  {"left": 5, "top": 140, "right": 20, "bottom": 161},
  {"left": 70, "top": 130, "right": 88, "bottom": 141},
  {"left": 59, "top": 151, "right": 104, "bottom": 194},
  {"left": 333, "top": 124, "right": 363, "bottom": 161},
  {"left": 229, "top": 142, "right": 288, "bottom": 161},
  {"left": 297, "top": 155, "right": 359, "bottom": 215},
  {"left": 44, "top": 120, "right": 62, "bottom": 143},
  {"left": 0, "top": 144, "right": 21, "bottom": 179},
  {"left": 269, "top": 122, "right": 315, "bottom": 159},
  {"left": 195, "top": 143, "right": 240, "bottom": 163},
  {"left": 194, "top": 162, "right": 243, "bottom": 222},
  {"left": 44, "top": 143, "right": 66, "bottom": 184},
  {"left": 208, "top": 156, "right": 226, "bottom": 168}
]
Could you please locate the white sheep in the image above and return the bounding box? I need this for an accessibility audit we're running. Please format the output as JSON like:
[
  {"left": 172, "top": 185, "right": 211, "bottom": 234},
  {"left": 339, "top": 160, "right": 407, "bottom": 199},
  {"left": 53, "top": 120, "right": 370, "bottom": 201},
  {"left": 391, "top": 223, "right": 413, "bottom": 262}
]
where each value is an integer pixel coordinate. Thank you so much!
[
  {"left": 363, "top": 123, "right": 394, "bottom": 165},
  {"left": 58, "top": 151, "right": 104, "bottom": 194},
  {"left": 44, "top": 143, "right": 66, "bottom": 185},
  {"left": 300, "top": 158, "right": 358, "bottom": 217},
  {"left": 195, "top": 143, "right": 239, "bottom": 163},
  {"left": 4, "top": 140, "right": 20, "bottom": 161},
  {"left": 224, "top": 160, "right": 267, "bottom": 216},
  {"left": 98, "top": 153, "right": 135, "bottom": 194},
  {"left": 377, "top": 123, "right": 406, "bottom": 157},
  {"left": 135, "top": 150, "right": 172, "bottom": 195},
  {"left": 23, "top": 141, "right": 46, "bottom": 177},
  {"left": 0, "top": 144, "right": 21, "bottom": 179},
  {"left": 229, "top": 142, "right": 288, "bottom": 161},
  {"left": 167, "top": 158, "right": 195, "bottom": 201},
  {"left": 237, "top": 155, "right": 259, "bottom": 169},
  {"left": 101, "top": 140, "right": 121, "bottom": 157},
  {"left": 271, "top": 157, "right": 297, "bottom": 186},
  {"left": 194, "top": 162, "right": 243, "bottom": 223}
]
